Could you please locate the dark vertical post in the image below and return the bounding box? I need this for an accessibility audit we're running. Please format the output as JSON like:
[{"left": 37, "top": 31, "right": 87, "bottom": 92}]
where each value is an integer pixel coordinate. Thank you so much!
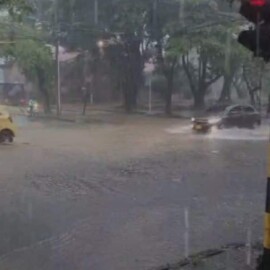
[
  {"left": 257, "top": 157, "right": 270, "bottom": 269},
  {"left": 55, "top": 0, "right": 61, "bottom": 116},
  {"left": 256, "top": 11, "right": 260, "bottom": 57},
  {"left": 94, "top": 0, "right": 98, "bottom": 25}
]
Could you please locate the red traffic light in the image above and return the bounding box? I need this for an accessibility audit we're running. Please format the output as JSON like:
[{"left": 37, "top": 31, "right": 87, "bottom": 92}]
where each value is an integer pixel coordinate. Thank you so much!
[{"left": 250, "top": 0, "right": 266, "bottom": 7}]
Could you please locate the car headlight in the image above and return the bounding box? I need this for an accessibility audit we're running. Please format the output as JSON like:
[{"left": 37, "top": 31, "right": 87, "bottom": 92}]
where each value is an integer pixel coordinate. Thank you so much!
[{"left": 191, "top": 118, "right": 195, "bottom": 122}]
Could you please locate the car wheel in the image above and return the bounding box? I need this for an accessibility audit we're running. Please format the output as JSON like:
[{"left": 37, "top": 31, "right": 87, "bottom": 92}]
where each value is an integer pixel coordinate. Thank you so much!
[
  {"left": 217, "top": 123, "right": 224, "bottom": 129},
  {"left": 253, "top": 120, "right": 261, "bottom": 129},
  {"left": 0, "top": 130, "right": 13, "bottom": 143}
]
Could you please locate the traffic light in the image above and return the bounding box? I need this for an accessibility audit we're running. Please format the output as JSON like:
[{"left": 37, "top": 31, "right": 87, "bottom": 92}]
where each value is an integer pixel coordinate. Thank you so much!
[
  {"left": 238, "top": 26, "right": 270, "bottom": 61},
  {"left": 238, "top": 0, "right": 270, "bottom": 62}
]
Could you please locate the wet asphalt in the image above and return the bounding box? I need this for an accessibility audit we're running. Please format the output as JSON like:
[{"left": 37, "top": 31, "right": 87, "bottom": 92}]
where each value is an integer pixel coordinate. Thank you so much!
[{"left": 0, "top": 115, "right": 268, "bottom": 270}]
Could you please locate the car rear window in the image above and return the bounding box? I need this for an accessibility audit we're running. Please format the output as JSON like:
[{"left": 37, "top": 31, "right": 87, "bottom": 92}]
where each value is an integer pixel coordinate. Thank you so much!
[
  {"left": 228, "top": 106, "right": 242, "bottom": 114},
  {"left": 243, "top": 106, "right": 255, "bottom": 113}
]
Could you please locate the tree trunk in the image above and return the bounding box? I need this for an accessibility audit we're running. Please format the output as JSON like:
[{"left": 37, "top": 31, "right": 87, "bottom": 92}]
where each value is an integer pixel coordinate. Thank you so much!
[
  {"left": 165, "top": 58, "right": 177, "bottom": 116},
  {"left": 219, "top": 74, "right": 232, "bottom": 102},
  {"left": 267, "top": 94, "right": 270, "bottom": 114},
  {"left": 249, "top": 91, "right": 255, "bottom": 106},
  {"left": 233, "top": 79, "right": 245, "bottom": 99},
  {"left": 37, "top": 71, "right": 50, "bottom": 114},
  {"left": 194, "top": 92, "right": 205, "bottom": 109},
  {"left": 123, "top": 79, "right": 133, "bottom": 113},
  {"left": 196, "top": 52, "right": 209, "bottom": 109},
  {"left": 131, "top": 41, "right": 142, "bottom": 108},
  {"left": 182, "top": 55, "right": 197, "bottom": 106},
  {"left": 123, "top": 38, "right": 143, "bottom": 112},
  {"left": 82, "top": 88, "right": 90, "bottom": 116},
  {"left": 165, "top": 74, "right": 173, "bottom": 115},
  {"left": 194, "top": 81, "right": 206, "bottom": 109},
  {"left": 122, "top": 45, "right": 133, "bottom": 113},
  {"left": 82, "top": 99, "right": 88, "bottom": 115},
  {"left": 42, "top": 88, "right": 50, "bottom": 114}
]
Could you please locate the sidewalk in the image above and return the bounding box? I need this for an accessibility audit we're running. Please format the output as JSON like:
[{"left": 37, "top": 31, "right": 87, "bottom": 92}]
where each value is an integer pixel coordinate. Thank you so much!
[
  {"left": 0, "top": 105, "right": 27, "bottom": 116},
  {"left": 154, "top": 243, "right": 261, "bottom": 270},
  {"left": 6, "top": 103, "right": 269, "bottom": 124},
  {"left": 1, "top": 104, "right": 196, "bottom": 123}
]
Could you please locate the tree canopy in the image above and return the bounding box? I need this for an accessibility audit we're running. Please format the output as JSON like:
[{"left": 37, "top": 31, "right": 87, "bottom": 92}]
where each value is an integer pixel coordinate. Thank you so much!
[{"left": 0, "top": 0, "right": 265, "bottom": 114}]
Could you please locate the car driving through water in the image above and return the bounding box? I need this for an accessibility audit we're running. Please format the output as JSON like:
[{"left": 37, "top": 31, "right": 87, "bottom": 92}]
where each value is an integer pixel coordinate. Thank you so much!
[{"left": 192, "top": 104, "right": 261, "bottom": 133}]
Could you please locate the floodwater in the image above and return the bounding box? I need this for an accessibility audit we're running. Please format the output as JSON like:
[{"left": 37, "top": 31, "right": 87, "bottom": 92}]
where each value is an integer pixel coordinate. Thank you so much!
[
  {"left": 0, "top": 114, "right": 268, "bottom": 270},
  {"left": 166, "top": 123, "right": 270, "bottom": 141}
]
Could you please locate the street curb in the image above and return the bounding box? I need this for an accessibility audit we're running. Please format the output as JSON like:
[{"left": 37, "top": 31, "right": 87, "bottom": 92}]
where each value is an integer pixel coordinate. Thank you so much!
[
  {"left": 13, "top": 112, "right": 77, "bottom": 123},
  {"left": 13, "top": 110, "right": 192, "bottom": 124},
  {"left": 151, "top": 242, "right": 262, "bottom": 270}
]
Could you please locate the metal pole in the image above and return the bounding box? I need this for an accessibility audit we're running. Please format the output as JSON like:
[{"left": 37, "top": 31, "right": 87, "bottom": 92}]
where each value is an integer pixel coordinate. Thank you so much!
[
  {"left": 56, "top": 40, "right": 61, "bottom": 116},
  {"left": 256, "top": 11, "right": 260, "bottom": 57},
  {"left": 179, "top": 0, "right": 185, "bottom": 25},
  {"left": 94, "top": 0, "right": 98, "bottom": 25},
  {"left": 258, "top": 62, "right": 263, "bottom": 113},
  {"left": 149, "top": 76, "right": 152, "bottom": 114},
  {"left": 55, "top": 0, "right": 61, "bottom": 116},
  {"left": 90, "top": 93, "right": 94, "bottom": 105},
  {"left": 153, "top": 0, "right": 158, "bottom": 38}
]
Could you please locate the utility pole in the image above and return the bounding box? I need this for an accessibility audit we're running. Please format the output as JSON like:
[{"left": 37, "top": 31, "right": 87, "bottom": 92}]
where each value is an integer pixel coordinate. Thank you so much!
[
  {"left": 179, "top": 0, "right": 185, "bottom": 25},
  {"left": 94, "top": 0, "right": 99, "bottom": 25},
  {"left": 55, "top": 0, "right": 61, "bottom": 116},
  {"left": 153, "top": 0, "right": 158, "bottom": 38},
  {"left": 148, "top": 75, "right": 152, "bottom": 114}
]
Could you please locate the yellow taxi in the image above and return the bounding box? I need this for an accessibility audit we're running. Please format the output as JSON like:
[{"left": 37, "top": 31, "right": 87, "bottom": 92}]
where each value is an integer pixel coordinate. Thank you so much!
[{"left": 0, "top": 110, "right": 17, "bottom": 143}]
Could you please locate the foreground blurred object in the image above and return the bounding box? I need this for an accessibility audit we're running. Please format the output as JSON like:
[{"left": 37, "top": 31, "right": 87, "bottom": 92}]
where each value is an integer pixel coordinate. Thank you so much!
[
  {"left": 238, "top": 0, "right": 270, "bottom": 61},
  {"left": 238, "top": 1, "right": 270, "bottom": 267},
  {"left": 257, "top": 147, "right": 270, "bottom": 268},
  {"left": 0, "top": 110, "right": 16, "bottom": 143}
]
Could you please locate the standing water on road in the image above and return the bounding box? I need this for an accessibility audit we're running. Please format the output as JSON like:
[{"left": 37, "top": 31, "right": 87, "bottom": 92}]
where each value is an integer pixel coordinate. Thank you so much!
[
  {"left": 1, "top": 0, "right": 270, "bottom": 269},
  {"left": 167, "top": 124, "right": 269, "bottom": 141}
]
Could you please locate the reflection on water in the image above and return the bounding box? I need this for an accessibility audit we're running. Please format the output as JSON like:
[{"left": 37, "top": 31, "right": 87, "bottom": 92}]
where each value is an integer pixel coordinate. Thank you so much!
[
  {"left": 167, "top": 124, "right": 269, "bottom": 141},
  {"left": 208, "top": 126, "right": 269, "bottom": 141},
  {"left": 166, "top": 124, "right": 194, "bottom": 135},
  {"left": 14, "top": 116, "right": 30, "bottom": 128}
]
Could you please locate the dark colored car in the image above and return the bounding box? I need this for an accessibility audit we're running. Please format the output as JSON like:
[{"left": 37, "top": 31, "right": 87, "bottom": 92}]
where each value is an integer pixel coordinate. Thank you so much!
[{"left": 217, "top": 104, "right": 261, "bottom": 129}]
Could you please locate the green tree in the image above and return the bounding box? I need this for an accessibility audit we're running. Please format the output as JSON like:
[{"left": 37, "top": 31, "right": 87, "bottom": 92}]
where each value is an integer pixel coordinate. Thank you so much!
[
  {"left": 161, "top": 0, "right": 246, "bottom": 109},
  {"left": 35, "top": 0, "right": 149, "bottom": 112},
  {"left": 2, "top": 27, "right": 54, "bottom": 113},
  {"left": 0, "top": 0, "right": 31, "bottom": 16},
  {"left": 149, "top": 0, "right": 182, "bottom": 115},
  {"left": 32, "top": 0, "right": 250, "bottom": 113},
  {"left": 99, "top": 0, "right": 149, "bottom": 112},
  {"left": 0, "top": 1, "right": 55, "bottom": 113},
  {"left": 12, "top": 40, "right": 53, "bottom": 112}
]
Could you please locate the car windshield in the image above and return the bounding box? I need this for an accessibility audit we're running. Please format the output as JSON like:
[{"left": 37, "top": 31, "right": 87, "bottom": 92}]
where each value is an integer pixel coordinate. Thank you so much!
[
  {"left": 0, "top": 0, "right": 269, "bottom": 270},
  {"left": 243, "top": 106, "right": 255, "bottom": 113}
]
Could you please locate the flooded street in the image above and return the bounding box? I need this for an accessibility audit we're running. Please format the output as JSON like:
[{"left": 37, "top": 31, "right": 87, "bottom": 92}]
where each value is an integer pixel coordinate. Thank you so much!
[
  {"left": 0, "top": 115, "right": 268, "bottom": 270},
  {"left": 167, "top": 121, "right": 270, "bottom": 141},
  {"left": 0, "top": 0, "right": 269, "bottom": 267}
]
